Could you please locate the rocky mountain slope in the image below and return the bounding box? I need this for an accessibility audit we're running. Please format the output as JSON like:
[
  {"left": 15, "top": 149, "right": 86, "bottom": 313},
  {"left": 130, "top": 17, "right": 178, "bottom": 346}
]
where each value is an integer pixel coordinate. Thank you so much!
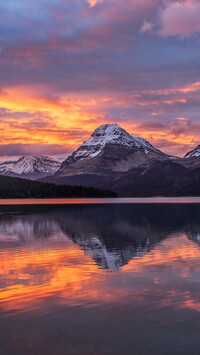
[
  {"left": 54, "top": 124, "right": 171, "bottom": 178},
  {"left": 185, "top": 145, "right": 200, "bottom": 158},
  {"left": 182, "top": 145, "right": 200, "bottom": 169},
  {"left": 0, "top": 156, "right": 63, "bottom": 180}
]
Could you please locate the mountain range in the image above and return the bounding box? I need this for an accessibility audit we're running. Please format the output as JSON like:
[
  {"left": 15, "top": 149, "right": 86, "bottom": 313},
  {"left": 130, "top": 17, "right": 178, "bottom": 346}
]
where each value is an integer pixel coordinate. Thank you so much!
[{"left": 1, "top": 123, "right": 200, "bottom": 196}]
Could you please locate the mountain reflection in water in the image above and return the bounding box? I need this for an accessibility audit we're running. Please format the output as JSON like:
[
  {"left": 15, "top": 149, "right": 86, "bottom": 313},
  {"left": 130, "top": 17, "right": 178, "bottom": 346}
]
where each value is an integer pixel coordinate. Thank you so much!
[{"left": 0, "top": 203, "right": 200, "bottom": 355}]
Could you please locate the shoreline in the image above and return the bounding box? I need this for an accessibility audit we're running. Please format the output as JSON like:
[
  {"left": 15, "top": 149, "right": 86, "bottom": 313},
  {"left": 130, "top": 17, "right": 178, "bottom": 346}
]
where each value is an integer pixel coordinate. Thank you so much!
[{"left": 0, "top": 197, "right": 200, "bottom": 205}]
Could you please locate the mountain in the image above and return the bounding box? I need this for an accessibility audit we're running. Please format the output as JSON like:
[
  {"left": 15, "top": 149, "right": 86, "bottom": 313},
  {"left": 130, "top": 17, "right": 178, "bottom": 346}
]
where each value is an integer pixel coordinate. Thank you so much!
[
  {"left": 65, "top": 123, "right": 164, "bottom": 162},
  {"left": 1, "top": 124, "right": 200, "bottom": 197},
  {"left": 181, "top": 145, "right": 200, "bottom": 169},
  {"left": 185, "top": 145, "right": 200, "bottom": 158},
  {"left": 0, "top": 155, "right": 63, "bottom": 180},
  {"left": 106, "top": 159, "right": 200, "bottom": 197},
  {"left": 43, "top": 123, "right": 180, "bottom": 193},
  {"left": 52, "top": 159, "right": 200, "bottom": 197},
  {"left": 40, "top": 123, "right": 200, "bottom": 197},
  {"left": 53, "top": 124, "right": 169, "bottom": 179}
]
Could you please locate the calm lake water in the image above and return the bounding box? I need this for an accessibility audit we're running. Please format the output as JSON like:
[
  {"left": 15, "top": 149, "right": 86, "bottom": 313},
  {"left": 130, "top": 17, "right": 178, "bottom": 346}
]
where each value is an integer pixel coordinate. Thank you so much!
[{"left": 0, "top": 200, "right": 200, "bottom": 354}]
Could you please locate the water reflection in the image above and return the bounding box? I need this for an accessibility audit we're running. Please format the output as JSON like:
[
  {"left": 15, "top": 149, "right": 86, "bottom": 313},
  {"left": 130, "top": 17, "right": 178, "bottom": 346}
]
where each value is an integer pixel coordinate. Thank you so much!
[
  {"left": 0, "top": 204, "right": 200, "bottom": 354},
  {"left": 1, "top": 204, "right": 200, "bottom": 270}
]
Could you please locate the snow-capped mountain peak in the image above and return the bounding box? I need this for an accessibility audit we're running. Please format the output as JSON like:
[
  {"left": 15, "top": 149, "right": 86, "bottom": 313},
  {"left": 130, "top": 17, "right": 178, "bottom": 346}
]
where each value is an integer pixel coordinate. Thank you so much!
[
  {"left": 67, "top": 123, "right": 162, "bottom": 162},
  {"left": 185, "top": 145, "right": 200, "bottom": 158},
  {"left": 0, "top": 155, "right": 63, "bottom": 180},
  {"left": 52, "top": 123, "right": 169, "bottom": 179}
]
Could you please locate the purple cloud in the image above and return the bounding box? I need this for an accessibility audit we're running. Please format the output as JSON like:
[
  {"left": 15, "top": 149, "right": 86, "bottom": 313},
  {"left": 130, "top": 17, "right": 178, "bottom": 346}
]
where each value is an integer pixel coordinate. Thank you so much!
[
  {"left": 158, "top": 0, "right": 200, "bottom": 37},
  {"left": 0, "top": 143, "right": 69, "bottom": 157}
]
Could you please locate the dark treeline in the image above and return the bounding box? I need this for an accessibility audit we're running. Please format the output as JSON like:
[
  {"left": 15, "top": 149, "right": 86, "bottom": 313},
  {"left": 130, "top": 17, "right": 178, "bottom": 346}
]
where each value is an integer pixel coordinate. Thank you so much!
[{"left": 0, "top": 175, "right": 117, "bottom": 199}]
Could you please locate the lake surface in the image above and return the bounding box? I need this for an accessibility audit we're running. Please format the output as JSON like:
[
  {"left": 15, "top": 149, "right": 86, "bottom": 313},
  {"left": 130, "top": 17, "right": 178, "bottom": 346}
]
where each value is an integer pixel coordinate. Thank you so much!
[{"left": 0, "top": 202, "right": 200, "bottom": 354}]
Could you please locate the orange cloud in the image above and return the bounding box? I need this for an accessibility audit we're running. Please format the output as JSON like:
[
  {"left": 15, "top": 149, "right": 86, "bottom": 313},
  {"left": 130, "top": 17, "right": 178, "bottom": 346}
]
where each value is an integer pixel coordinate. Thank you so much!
[
  {"left": 87, "top": 0, "right": 101, "bottom": 7},
  {"left": 1, "top": 82, "right": 200, "bottom": 157}
]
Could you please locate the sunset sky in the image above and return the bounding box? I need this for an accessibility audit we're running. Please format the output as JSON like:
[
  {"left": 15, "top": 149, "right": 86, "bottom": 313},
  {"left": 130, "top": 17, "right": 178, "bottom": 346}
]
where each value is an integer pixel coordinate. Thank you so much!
[{"left": 1, "top": 0, "right": 200, "bottom": 159}]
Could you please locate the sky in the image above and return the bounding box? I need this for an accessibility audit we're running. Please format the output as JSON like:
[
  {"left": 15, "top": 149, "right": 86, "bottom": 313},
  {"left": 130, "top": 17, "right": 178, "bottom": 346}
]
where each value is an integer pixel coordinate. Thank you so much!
[{"left": 1, "top": 0, "right": 200, "bottom": 159}]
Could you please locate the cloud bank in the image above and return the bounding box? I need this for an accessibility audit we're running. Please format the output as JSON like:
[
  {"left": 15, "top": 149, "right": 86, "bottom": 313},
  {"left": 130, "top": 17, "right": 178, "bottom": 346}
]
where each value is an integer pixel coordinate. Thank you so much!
[{"left": 0, "top": 0, "right": 200, "bottom": 157}]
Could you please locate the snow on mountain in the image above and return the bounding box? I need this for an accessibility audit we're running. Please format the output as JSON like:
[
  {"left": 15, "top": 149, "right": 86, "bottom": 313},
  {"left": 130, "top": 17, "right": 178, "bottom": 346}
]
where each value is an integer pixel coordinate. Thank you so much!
[
  {"left": 0, "top": 160, "right": 17, "bottom": 173},
  {"left": 69, "top": 123, "right": 162, "bottom": 162},
  {"left": 52, "top": 123, "right": 170, "bottom": 180},
  {"left": 185, "top": 145, "right": 200, "bottom": 158},
  {"left": 0, "top": 156, "right": 63, "bottom": 180},
  {"left": 70, "top": 234, "right": 151, "bottom": 271}
]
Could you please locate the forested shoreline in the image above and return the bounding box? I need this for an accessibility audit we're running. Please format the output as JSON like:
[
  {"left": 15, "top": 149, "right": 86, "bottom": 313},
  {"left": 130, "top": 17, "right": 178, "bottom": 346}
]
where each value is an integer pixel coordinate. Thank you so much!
[{"left": 0, "top": 175, "right": 117, "bottom": 199}]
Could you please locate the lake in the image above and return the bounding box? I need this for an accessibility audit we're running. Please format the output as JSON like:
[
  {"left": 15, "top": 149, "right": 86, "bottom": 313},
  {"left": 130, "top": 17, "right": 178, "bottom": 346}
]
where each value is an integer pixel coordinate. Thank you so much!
[{"left": 0, "top": 200, "right": 200, "bottom": 354}]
